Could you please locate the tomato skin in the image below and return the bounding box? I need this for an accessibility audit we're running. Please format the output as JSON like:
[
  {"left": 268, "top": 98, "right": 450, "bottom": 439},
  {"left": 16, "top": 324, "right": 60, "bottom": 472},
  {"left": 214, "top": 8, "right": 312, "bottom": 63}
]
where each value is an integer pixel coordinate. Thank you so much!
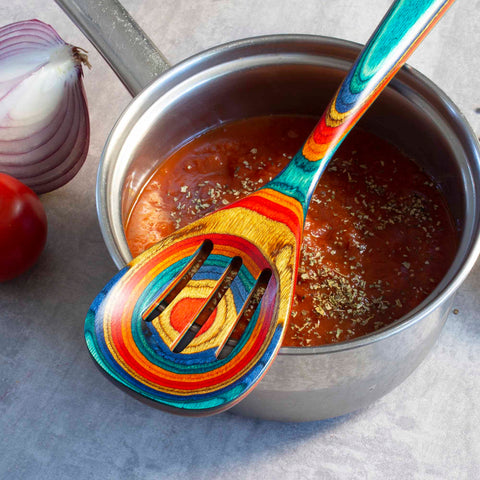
[{"left": 0, "top": 173, "right": 47, "bottom": 281}]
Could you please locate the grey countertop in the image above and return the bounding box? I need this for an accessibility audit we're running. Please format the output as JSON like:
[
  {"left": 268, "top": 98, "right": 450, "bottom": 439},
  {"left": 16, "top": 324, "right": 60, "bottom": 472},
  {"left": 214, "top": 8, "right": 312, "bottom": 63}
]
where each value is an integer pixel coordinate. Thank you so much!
[{"left": 1, "top": 1, "right": 479, "bottom": 479}]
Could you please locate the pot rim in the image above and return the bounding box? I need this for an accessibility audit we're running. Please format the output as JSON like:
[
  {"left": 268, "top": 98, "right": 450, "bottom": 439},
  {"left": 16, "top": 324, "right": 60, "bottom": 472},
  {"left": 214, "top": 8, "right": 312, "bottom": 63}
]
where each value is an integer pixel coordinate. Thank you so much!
[{"left": 96, "top": 33, "right": 480, "bottom": 357}]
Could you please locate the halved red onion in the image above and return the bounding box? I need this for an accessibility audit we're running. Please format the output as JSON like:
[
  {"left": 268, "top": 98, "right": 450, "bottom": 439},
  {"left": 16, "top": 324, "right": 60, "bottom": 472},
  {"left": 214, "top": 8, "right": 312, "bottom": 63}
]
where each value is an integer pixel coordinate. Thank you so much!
[{"left": 0, "top": 19, "right": 90, "bottom": 194}]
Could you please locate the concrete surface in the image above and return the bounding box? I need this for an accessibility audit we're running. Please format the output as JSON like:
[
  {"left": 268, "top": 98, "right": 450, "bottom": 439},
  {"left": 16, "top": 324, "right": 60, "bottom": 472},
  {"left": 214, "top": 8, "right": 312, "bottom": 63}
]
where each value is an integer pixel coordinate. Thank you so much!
[{"left": 1, "top": 1, "right": 479, "bottom": 479}]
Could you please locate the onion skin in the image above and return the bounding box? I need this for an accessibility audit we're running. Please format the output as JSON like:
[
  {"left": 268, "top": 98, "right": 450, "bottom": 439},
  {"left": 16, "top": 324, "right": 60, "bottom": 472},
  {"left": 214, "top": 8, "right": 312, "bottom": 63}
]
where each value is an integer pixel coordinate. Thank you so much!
[{"left": 0, "top": 19, "right": 90, "bottom": 194}]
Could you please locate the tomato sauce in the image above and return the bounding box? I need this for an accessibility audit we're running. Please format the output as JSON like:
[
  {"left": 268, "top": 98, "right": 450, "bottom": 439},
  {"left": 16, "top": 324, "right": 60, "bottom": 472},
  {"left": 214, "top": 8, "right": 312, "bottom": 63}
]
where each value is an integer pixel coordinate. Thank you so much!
[{"left": 125, "top": 115, "right": 457, "bottom": 346}]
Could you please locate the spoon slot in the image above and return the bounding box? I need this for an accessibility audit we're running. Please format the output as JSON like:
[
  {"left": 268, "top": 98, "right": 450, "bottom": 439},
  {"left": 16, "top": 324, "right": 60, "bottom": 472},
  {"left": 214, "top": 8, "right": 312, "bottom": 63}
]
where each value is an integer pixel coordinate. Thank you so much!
[
  {"left": 173, "top": 255, "right": 243, "bottom": 353},
  {"left": 142, "top": 239, "right": 214, "bottom": 323},
  {"left": 217, "top": 268, "right": 273, "bottom": 359}
]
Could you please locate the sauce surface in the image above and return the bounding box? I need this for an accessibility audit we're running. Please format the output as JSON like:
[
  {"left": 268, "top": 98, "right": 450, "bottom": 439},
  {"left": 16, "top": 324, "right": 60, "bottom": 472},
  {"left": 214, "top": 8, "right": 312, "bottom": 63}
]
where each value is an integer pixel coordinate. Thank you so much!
[{"left": 125, "top": 115, "right": 457, "bottom": 346}]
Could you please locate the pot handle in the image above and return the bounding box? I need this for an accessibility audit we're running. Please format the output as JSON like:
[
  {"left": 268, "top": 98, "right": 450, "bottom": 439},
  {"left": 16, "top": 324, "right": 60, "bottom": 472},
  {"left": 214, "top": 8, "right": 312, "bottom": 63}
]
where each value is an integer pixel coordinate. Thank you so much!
[{"left": 54, "top": 0, "right": 170, "bottom": 96}]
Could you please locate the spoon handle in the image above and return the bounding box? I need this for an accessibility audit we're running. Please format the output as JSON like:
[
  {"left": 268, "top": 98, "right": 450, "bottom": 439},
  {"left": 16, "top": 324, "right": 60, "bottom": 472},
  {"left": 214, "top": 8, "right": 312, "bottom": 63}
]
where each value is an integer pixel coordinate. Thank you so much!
[{"left": 267, "top": 0, "right": 455, "bottom": 213}]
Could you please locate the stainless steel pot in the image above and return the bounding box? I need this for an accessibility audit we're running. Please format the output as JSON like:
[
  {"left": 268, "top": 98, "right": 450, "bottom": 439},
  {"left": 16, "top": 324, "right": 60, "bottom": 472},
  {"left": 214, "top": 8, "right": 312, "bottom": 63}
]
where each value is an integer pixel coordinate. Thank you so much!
[{"left": 57, "top": 0, "right": 480, "bottom": 421}]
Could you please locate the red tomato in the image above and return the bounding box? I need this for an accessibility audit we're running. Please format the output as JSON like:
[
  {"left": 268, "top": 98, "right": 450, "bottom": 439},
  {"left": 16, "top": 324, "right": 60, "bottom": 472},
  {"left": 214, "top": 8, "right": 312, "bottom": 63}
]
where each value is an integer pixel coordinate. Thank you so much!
[{"left": 0, "top": 173, "right": 47, "bottom": 281}]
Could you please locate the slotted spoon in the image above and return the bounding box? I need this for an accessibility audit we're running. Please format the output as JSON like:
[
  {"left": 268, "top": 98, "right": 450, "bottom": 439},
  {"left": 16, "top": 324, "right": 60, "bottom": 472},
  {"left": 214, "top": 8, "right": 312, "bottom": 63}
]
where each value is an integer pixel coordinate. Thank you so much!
[{"left": 85, "top": 0, "right": 455, "bottom": 416}]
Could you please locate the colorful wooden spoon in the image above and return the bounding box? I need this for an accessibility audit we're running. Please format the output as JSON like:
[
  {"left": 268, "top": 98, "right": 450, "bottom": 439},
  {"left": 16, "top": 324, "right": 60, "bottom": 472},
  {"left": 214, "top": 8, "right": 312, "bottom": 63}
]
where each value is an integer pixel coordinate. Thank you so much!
[{"left": 85, "top": 0, "right": 455, "bottom": 415}]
